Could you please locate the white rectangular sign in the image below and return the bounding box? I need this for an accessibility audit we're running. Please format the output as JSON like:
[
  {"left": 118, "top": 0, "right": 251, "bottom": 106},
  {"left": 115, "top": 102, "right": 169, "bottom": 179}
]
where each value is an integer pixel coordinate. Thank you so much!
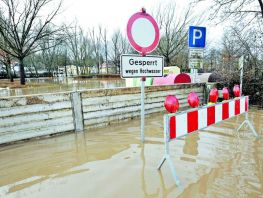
[
  {"left": 189, "top": 59, "right": 203, "bottom": 69},
  {"left": 120, "top": 54, "right": 164, "bottom": 78},
  {"left": 189, "top": 48, "right": 204, "bottom": 59}
]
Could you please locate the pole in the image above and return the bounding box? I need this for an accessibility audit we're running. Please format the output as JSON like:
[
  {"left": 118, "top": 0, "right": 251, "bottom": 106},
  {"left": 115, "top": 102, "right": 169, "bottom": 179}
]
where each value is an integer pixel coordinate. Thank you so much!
[
  {"left": 140, "top": 49, "right": 146, "bottom": 142},
  {"left": 141, "top": 76, "right": 145, "bottom": 142},
  {"left": 240, "top": 67, "right": 243, "bottom": 96},
  {"left": 239, "top": 55, "right": 244, "bottom": 96},
  {"left": 140, "top": 7, "right": 146, "bottom": 143},
  {"left": 190, "top": 68, "right": 197, "bottom": 83}
]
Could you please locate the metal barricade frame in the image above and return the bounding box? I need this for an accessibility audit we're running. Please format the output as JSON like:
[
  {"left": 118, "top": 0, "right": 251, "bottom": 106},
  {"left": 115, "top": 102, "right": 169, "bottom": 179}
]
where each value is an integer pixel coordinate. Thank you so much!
[{"left": 157, "top": 96, "right": 259, "bottom": 186}]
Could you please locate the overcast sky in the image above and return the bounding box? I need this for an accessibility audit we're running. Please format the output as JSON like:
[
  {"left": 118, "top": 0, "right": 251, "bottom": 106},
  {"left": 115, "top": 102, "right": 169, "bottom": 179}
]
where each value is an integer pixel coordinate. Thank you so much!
[{"left": 57, "top": 0, "right": 224, "bottom": 47}]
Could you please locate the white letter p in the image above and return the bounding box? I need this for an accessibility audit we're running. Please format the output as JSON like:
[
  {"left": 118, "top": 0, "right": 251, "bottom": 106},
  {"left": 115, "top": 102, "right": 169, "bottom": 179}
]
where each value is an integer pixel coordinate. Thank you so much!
[{"left": 193, "top": 29, "right": 202, "bottom": 45}]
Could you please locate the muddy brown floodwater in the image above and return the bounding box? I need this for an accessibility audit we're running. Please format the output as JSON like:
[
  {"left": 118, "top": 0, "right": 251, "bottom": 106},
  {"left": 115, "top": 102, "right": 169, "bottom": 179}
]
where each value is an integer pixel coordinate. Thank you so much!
[
  {"left": 0, "top": 77, "right": 126, "bottom": 97},
  {"left": 0, "top": 109, "right": 262, "bottom": 198}
]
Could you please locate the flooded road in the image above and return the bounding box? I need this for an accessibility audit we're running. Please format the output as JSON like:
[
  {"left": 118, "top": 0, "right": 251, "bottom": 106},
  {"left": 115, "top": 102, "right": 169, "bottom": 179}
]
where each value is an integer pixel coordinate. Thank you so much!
[
  {"left": 0, "top": 77, "right": 126, "bottom": 97},
  {"left": 0, "top": 109, "right": 262, "bottom": 198}
]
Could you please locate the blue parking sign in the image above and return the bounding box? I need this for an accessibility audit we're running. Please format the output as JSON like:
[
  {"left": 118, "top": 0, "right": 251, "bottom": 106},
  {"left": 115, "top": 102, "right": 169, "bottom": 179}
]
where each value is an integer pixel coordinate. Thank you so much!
[{"left": 188, "top": 26, "right": 206, "bottom": 48}]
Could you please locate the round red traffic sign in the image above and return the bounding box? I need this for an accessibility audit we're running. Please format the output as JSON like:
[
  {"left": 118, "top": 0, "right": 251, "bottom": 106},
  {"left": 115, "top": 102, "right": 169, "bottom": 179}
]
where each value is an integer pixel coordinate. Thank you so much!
[{"left": 127, "top": 11, "right": 160, "bottom": 54}]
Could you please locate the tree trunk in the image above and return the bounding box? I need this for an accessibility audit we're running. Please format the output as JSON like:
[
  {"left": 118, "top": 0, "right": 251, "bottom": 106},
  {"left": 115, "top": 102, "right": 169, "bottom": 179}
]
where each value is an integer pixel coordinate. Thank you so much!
[
  {"left": 5, "top": 63, "right": 14, "bottom": 82},
  {"left": 165, "top": 56, "right": 170, "bottom": 67},
  {"left": 105, "top": 47, "right": 108, "bottom": 74},
  {"left": 33, "top": 64, "right": 39, "bottom": 78},
  {"left": 258, "top": 0, "right": 263, "bottom": 19},
  {"left": 97, "top": 63, "right": 99, "bottom": 74},
  {"left": 76, "top": 65, "right": 79, "bottom": 76},
  {"left": 64, "top": 51, "right": 68, "bottom": 77},
  {"left": 4, "top": 55, "right": 14, "bottom": 82},
  {"left": 19, "top": 58, "right": 26, "bottom": 85},
  {"left": 64, "top": 65, "right": 67, "bottom": 77}
]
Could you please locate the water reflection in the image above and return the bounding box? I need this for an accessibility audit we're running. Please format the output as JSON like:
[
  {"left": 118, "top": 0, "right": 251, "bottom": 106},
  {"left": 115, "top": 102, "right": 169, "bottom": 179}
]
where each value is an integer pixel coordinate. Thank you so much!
[
  {"left": 181, "top": 133, "right": 200, "bottom": 162},
  {"left": 140, "top": 144, "right": 178, "bottom": 198},
  {"left": 140, "top": 145, "right": 161, "bottom": 197}
]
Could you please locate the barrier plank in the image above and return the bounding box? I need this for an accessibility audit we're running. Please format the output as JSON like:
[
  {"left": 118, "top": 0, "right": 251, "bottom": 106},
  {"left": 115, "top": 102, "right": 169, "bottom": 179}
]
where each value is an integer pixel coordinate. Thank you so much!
[
  {"left": 187, "top": 111, "right": 198, "bottom": 133},
  {"left": 235, "top": 99, "right": 240, "bottom": 115},
  {"left": 222, "top": 102, "right": 229, "bottom": 120},
  {"left": 207, "top": 106, "right": 215, "bottom": 126}
]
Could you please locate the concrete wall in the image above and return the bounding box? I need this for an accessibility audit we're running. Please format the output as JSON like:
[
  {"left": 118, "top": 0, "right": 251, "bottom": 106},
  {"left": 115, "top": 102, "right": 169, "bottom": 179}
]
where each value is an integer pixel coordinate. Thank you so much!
[
  {"left": 82, "top": 84, "right": 205, "bottom": 129},
  {"left": 0, "top": 83, "right": 205, "bottom": 144},
  {"left": 0, "top": 92, "right": 74, "bottom": 144}
]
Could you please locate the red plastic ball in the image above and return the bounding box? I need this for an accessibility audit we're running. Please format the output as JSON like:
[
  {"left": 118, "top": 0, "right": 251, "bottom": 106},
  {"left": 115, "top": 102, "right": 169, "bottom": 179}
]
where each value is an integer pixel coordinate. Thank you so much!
[
  {"left": 209, "top": 88, "right": 218, "bottom": 103},
  {"left": 222, "top": 87, "right": 229, "bottom": 100},
  {"left": 233, "top": 85, "right": 240, "bottom": 97},
  {"left": 187, "top": 92, "right": 200, "bottom": 108},
  {"left": 164, "top": 95, "right": 179, "bottom": 113}
]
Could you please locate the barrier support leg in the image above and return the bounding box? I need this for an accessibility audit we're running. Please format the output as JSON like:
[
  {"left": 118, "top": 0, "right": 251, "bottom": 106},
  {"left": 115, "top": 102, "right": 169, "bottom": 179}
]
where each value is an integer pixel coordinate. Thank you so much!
[
  {"left": 158, "top": 154, "right": 180, "bottom": 186},
  {"left": 157, "top": 156, "right": 166, "bottom": 170},
  {"left": 236, "top": 120, "right": 246, "bottom": 132},
  {"left": 166, "top": 156, "right": 180, "bottom": 186},
  {"left": 158, "top": 115, "right": 169, "bottom": 170},
  {"left": 167, "top": 155, "right": 180, "bottom": 186},
  {"left": 237, "top": 112, "right": 259, "bottom": 137},
  {"left": 158, "top": 115, "right": 180, "bottom": 186}
]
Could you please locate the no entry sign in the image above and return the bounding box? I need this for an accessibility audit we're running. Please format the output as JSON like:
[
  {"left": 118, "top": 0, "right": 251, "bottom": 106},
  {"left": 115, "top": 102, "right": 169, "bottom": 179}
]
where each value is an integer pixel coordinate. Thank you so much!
[{"left": 127, "top": 10, "right": 160, "bottom": 54}]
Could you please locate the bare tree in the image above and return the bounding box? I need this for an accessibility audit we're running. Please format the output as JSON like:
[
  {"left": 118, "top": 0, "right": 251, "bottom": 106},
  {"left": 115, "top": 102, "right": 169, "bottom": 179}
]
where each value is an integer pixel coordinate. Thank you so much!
[
  {"left": 89, "top": 27, "right": 102, "bottom": 74},
  {"left": 25, "top": 53, "right": 42, "bottom": 77},
  {"left": 110, "top": 30, "right": 120, "bottom": 74},
  {"left": 65, "top": 24, "right": 94, "bottom": 75},
  {"left": 55, "top": 43, "right": 70, "bottom": 77},
  {"left": 78, "top": 32, "right": 93, "bottom": 75},
  {"left": 0, "top": 50, "right": 13, "bottom": 81},
  {"left": 195, "top": 0, "right": 263, "bottom": 22},
  {"left": 220, "top": 30, "right": 243, "bottom": 71},
  {"left": 0, "top": 0, "right": 63, "bottom": 85},
  {"left": 109, "top": 30, "right": 131, "bottom": 74},
  {"left": 204, "top": 24, "right": 262, "bottom": 81},
  {"left": 0, "top": 18, "right": 14, "bottom": 81},
  {"left": 154, "top": 3, "right": 200, "bottom": 67},
  {"left": 38, "top": 31, "right": 65, "bottom": 76},
  {"left": 204, "top": 48, "right": 221, "bottom": 71},
  {"left": 230, "top": 25, "right": 262, "bottom": 75},
  {"left": 99, "top": 26, "right": 109, "bottom": 74},
  {"left": 65, "top": 24, "right": 80, "bottom": 75}
]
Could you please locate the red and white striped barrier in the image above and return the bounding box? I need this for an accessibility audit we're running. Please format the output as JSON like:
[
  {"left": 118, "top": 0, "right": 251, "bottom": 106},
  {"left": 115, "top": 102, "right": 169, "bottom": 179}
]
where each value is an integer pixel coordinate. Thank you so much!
[
  {"left": 168, "top": 96, "right": 248, "bottom": 140},
  {"left": 158, "top": 96, "right": 258, "bottom": 186}
]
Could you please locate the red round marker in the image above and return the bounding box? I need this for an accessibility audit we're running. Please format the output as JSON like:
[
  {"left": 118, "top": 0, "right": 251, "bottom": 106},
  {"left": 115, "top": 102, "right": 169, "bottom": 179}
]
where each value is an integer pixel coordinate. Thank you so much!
[
  {"left": 164, "top": 95, "right": 179, "bottom": 113},
  {"left": 222, "top": 87, "right": 230, "bottom": 100},
  {"left": 233, "top": 85, "right": 241, "bottom": 97},
  {"left": 209, "top": 88, "right": 219, "bottom": 103},
  {"left": 188, "top": 92, "right": 200, "bottom": 108}
]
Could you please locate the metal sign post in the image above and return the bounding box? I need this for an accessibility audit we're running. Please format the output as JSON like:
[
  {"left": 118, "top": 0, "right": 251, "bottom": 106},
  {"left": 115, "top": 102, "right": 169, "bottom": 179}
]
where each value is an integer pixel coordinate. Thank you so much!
[
  {"left": 123, "top": 8, "right": 162, "bottom": 142},
  {"left": 239, "top": 56, "right": 244, "bottom": 95},
  {"left": 190, "top": 68, "right": 198, "bottom": 83},
  {"left": 141, "top": 76, "right": 145, "bottom": 142},
  {"left": 240, "top": 67, "right": 243, "bottom": 95},
  {"left": 141, "top": 49, "right": 146, "bottom": 143}
]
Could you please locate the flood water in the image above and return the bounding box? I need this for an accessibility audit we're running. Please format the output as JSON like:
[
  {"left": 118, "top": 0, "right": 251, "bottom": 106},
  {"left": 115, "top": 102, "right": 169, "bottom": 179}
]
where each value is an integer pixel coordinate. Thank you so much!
[
  {"left": 0, "top": 77, "right": 126, "bottom": 97},
  {"left": 0, "top": 109, "right": 262, "bottom": 198}
]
